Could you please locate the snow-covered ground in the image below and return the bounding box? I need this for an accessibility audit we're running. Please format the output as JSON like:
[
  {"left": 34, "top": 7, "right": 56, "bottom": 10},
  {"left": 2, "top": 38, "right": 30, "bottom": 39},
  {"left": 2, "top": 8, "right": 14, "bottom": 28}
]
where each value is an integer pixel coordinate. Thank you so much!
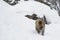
[{"left": 0, "top": 0, "right": 60, "bottom": 40}]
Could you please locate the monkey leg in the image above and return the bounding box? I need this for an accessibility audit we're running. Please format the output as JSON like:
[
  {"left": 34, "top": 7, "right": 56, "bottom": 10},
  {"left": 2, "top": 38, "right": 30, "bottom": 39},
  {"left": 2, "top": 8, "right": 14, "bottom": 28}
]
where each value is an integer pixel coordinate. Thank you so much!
[
  {"left": 41, "top": 27, "right": 45, "bottom": 35},
  {"left": 36, "top": 27, "right": 40, "bottom": 33}
]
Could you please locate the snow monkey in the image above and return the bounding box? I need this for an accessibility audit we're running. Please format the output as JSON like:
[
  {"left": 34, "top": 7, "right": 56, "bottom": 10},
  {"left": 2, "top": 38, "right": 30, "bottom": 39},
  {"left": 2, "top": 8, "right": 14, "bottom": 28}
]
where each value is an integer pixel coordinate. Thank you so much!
[
  {"left": 25, "top": 14, "right": 45, "bottom": 35},
  {"left": 35, "top": 18, "right": 45, "bottom": 35}
]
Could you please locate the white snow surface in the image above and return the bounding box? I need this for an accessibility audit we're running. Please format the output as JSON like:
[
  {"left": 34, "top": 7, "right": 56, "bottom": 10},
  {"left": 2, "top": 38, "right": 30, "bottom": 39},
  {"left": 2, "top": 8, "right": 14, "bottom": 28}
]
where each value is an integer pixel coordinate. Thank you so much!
[{"left": 0, "top": 0, "right": 60, "bottom": 40}]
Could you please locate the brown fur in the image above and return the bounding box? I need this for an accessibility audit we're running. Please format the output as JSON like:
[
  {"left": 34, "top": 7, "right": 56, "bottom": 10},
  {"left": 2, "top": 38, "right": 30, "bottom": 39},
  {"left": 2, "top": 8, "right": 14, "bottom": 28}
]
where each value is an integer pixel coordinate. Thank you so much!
[{"left": 35, "top": 18, "right": 45, "bottom": 35}]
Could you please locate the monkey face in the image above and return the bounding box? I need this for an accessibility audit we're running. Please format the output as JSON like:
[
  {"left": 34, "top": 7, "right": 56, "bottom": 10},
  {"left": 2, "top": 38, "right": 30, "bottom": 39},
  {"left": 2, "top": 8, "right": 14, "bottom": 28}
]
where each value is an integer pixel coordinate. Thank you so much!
[{"left": 39, "top": 21, "right": 42, "bottom": 25}]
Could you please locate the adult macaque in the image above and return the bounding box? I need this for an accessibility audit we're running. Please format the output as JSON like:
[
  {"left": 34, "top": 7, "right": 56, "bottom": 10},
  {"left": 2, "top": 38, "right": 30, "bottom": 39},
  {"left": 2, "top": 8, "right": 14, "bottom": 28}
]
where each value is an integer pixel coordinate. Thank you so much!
[{"left": 25, "top": 14, "right": 45, "bottom": 35}]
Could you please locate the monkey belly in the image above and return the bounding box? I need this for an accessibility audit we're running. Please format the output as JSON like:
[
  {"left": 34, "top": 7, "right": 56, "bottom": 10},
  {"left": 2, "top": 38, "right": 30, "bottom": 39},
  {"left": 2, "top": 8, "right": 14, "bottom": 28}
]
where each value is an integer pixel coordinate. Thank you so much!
[{"left": 39, "top": 26, "right": 43, "bottom": 30}]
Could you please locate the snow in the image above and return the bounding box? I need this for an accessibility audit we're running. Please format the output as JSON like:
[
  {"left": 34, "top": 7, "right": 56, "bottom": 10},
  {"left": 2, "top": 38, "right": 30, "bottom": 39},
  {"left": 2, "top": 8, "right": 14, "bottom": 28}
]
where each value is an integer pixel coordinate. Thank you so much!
[{"left": 0, "top": 0, "right": 60, "bottom": 40}]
